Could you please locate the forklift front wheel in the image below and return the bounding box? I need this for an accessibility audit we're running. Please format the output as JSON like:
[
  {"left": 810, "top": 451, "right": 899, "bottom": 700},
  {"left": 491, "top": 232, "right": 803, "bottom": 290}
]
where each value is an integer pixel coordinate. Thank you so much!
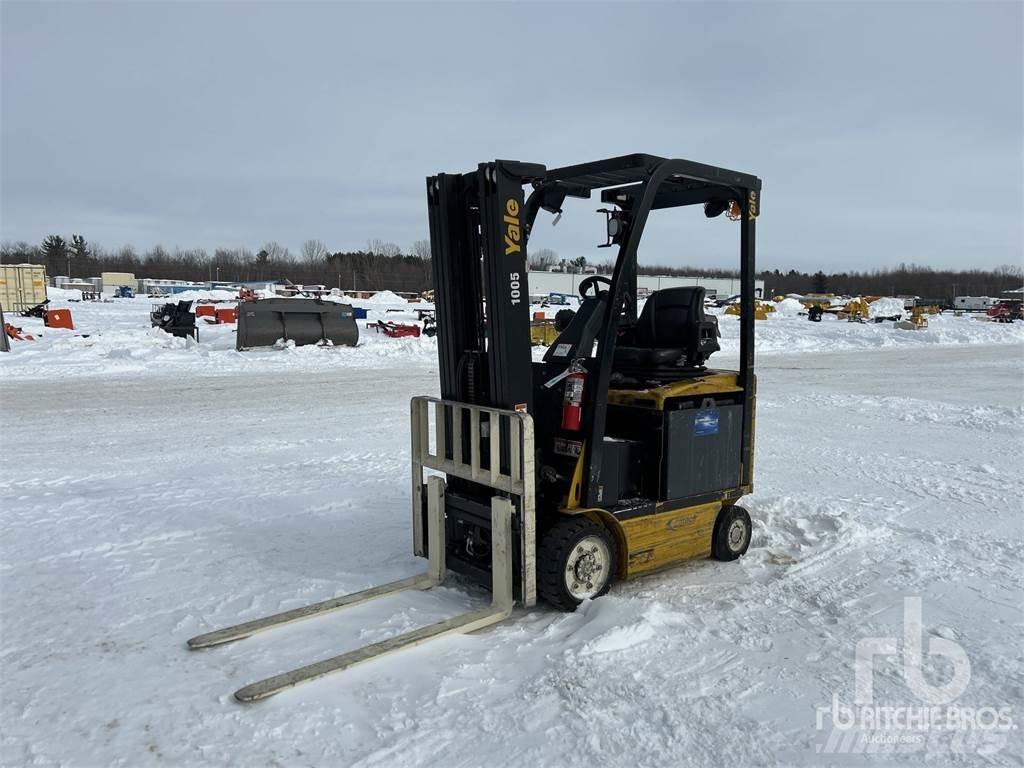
[
  {"left": 712, "top": 505, "right": 752, "bottom": 561},
  {"left": 537, "top": 518, "right": 617, "bottom": 611}
]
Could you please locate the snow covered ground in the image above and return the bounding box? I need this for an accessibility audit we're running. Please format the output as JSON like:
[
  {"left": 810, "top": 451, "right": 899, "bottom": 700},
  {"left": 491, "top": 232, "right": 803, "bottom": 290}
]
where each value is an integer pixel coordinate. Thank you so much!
[
  {"left": 1, "top": 299, "right": 1022, "bottom": 766},
  {"left": 1, "top": 295, "right": 1020, "bottom": 379},
  {"left": 0, "top": 294, "right": 440, "bottom": 378}
]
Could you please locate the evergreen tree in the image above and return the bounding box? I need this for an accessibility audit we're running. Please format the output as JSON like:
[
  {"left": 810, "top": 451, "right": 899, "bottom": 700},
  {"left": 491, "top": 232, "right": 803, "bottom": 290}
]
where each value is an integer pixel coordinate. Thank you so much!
[
  {"left": 71, "top": 234, "right": 89, "bottom": 259},
  {"left": 41, "top": 235, "right": 71, "bottom": 276},
  {"left": 41, "top": 234, "right": 67, "bottom": 261},
  {"left": 254, "top": 249, "right": 270, "bottom": 281},
  {"left": 812, "top": 270, "right": 828, "bottom": 293}
]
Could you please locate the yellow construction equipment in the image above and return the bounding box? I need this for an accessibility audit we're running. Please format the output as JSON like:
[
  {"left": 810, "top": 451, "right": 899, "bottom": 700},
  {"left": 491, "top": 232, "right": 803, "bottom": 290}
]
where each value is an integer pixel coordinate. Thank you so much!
[
  {"left": 725, "top": 301, "right": 772, "bottom": 320},
  {"left": 530, "top": 320, "right": 560, "bottom": 346},
  {"left": 800, "top": 294, "right": 834, "bottom": 310},
  {"left": 838, "top": 298, "right": 869, "bottom": 323}
]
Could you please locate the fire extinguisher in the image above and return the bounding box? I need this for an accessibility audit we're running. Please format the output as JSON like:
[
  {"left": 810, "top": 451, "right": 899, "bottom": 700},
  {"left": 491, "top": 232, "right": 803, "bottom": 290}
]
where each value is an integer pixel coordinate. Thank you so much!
[{"left": 561, "top": 364, "right": 587, "bottom": 431}]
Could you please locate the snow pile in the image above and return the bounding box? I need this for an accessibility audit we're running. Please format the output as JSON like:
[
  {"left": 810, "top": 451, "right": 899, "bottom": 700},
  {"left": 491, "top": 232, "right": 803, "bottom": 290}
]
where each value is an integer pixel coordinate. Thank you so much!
[
  {"left": 868, "top": 297, "right": 905, "bottom": 318},
  {"left": 168, "top": 289, "right": 241, "bottom": 303},
  {"left": 771, "top": 297, "right": 805, "bottom": 317},
  {"left": 715, "top": 310, "right": 1024, "bottom": 355},
  {"left": 359, "top": 290, "right": 410, "bottom": 305},
  {"left": 45, "top": 286, "right": 84, "bottom": 302}
]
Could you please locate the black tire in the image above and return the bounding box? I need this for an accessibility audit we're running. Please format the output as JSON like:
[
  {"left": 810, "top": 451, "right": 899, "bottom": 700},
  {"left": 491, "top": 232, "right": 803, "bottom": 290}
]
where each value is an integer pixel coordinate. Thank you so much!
[
  {"left": 712, "top": 505, "right": 752, "bottom": 561},
  {"left": 537, "top": 517, "right": 617, "bottom": 611}
]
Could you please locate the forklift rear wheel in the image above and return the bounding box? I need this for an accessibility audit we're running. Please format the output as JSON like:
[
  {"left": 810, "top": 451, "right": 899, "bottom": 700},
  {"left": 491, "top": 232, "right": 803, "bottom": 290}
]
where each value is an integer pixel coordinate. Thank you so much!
[
  {"left": 712, "top": 505, "right": 752, "bottom": 561},
  {"left": 537, "top": 518, "right": 617, "bottom": 611}
]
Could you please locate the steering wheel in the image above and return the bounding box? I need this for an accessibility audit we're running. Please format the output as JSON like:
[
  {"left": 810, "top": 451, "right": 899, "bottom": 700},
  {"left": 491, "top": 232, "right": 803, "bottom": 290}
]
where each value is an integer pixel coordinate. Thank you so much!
[
  {"left": 578, "top": 275, "right": 612, "bottom": 299},
  {"left": 578, "top": 274, "right": 636, "bottom": 319}
]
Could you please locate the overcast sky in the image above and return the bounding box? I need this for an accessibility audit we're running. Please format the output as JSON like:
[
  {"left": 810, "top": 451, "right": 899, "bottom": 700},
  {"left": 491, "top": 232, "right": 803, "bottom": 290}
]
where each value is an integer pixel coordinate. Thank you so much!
[{"left": 2, "top": 1, "right": 1021, "bottom": 272}]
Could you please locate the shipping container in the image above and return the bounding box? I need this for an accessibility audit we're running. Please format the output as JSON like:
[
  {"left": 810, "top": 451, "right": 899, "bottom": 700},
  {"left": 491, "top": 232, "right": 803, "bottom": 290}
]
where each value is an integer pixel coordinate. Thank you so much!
[
  {"left": 0, "top": 263, "right": 48, "bottom": 311},
  {"left": 101, "top": 272, "right": 136, "bottom": 294}
]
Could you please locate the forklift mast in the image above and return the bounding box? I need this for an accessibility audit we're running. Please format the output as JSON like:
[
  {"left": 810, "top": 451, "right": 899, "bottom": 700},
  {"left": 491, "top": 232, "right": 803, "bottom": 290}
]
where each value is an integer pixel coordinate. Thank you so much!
[{"left": 426, "top": 161, "right": 546, "bottom": 413}]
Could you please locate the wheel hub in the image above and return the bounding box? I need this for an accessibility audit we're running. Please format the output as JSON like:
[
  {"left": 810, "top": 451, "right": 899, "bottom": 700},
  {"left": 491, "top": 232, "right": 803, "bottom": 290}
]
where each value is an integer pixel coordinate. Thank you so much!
[
  {"left": 565, "top": 536, "right": 610, "bottom": 600},
  {"left": 727, "top": 518, "right": 748, "bottom": 551}
]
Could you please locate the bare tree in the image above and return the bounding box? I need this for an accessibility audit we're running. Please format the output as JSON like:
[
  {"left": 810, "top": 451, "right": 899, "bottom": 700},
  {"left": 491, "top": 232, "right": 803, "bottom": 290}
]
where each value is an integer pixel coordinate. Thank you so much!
[
  {"left": 301, "top": 239, "right": 329, "bottom": 264},
  {"left": 529, "top": 247, "right": 558, "bottom": 270},
  {"left": 410, "top": 239, "right": 431, "bottom": 260},
  {"left": 262, "top": 241, "right": 292, "bottom": 261},
  {"left": 367, "top": 239, "right": 402, "bottom": 259}
]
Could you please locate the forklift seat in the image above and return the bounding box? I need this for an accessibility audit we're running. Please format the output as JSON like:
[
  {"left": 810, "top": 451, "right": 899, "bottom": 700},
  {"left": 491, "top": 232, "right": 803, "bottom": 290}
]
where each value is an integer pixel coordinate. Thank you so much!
[{"left": 613, "top": 287, "right": 720, "bottom": 381}]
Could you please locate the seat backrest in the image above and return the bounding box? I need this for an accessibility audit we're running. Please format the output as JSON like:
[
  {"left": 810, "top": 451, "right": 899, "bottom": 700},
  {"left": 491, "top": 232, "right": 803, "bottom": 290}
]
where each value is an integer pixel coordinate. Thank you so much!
[{"left": 634, "top": 286, "right": 706, "bottom": 349}]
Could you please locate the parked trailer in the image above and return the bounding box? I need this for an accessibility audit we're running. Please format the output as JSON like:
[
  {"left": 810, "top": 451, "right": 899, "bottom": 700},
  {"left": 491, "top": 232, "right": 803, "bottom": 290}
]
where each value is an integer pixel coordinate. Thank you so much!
[
  {"left": 954, "top": 296, "right": 998, "bottom": 311},
  {"left": 0, "top": 264, "right": 48, "bottom": 312}
]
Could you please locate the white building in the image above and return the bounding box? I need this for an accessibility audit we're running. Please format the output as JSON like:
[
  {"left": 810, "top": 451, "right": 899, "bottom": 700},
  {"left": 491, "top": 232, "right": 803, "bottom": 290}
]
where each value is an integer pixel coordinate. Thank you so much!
[{"left": 527, "top": 270, "right": 764, "bottom": 300}]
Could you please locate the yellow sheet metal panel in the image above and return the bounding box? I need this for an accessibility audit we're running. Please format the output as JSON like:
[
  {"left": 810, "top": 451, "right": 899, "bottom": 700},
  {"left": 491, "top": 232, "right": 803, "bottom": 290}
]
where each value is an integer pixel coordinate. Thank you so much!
[
  {"left": 618, "top": 501, "right": 721, "bottom": 577},
  {"left": 529, "top": 321, "right": 559, "bottom": 346},
  {"left": 564, "top": 449, "right": 587, "bottom": 509},
  {"left": 0, "top": 263, "right": 48, "bottom": 311},
  {"left": 606, "top": 370, "right": 742, "bottom": 410}
]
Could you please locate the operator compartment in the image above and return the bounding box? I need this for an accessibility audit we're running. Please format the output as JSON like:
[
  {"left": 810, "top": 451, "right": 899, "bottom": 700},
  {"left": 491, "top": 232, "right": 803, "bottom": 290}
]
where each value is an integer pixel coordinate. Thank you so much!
[
  {"left": 604, "top": 284, "right": 744, "bottom": 501},
  {"left": 535, "top": 282, "right": 750, "bottom": 509}
]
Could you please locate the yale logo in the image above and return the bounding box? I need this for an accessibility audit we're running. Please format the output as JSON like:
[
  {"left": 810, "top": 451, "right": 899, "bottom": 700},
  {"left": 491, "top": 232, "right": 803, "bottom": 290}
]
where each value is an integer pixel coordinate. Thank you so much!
[
  {"left": 505, "top": 197, "right": 524, "bottom": 305},
  {"left": 667, "top": 515, "right": 696, "bottom": 530},
  {"left": 748, "top": 190, "right": 758, "bottom": 220},
  {"left": 504, "top": 198, "right": 521, "bottom": 256}
]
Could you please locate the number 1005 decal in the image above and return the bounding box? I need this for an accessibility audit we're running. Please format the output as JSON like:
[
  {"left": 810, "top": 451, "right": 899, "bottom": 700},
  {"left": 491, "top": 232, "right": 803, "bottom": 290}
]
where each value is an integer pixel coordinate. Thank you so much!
[{"left": 510, "top": 272, "right": 521, "bottom": 305}]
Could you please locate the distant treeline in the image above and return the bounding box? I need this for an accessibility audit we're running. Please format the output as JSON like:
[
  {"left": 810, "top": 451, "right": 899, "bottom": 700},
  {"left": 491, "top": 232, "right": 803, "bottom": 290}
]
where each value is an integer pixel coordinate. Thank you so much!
[
  {"left": 1, "top": 236, "right": 1020, "bottom": 301},
  {"left": 0, "top": 236, "right": 433, "bottom": 293},
  {"left": 625, "top": 262, "right": 1023, "bottom": 300}
]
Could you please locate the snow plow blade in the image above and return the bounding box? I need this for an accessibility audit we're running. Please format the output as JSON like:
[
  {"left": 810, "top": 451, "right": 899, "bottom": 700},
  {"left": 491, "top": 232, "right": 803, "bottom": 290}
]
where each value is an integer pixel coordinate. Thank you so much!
[{"left": 236, "top": 297, "right": 358, "bottom": 350}]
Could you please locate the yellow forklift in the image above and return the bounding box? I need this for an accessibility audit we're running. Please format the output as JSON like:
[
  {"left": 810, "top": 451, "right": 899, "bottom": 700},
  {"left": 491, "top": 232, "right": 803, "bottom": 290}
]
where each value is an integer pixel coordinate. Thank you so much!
[{"left": 188, "top": 154, "right": 761, "bottom": 700}]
